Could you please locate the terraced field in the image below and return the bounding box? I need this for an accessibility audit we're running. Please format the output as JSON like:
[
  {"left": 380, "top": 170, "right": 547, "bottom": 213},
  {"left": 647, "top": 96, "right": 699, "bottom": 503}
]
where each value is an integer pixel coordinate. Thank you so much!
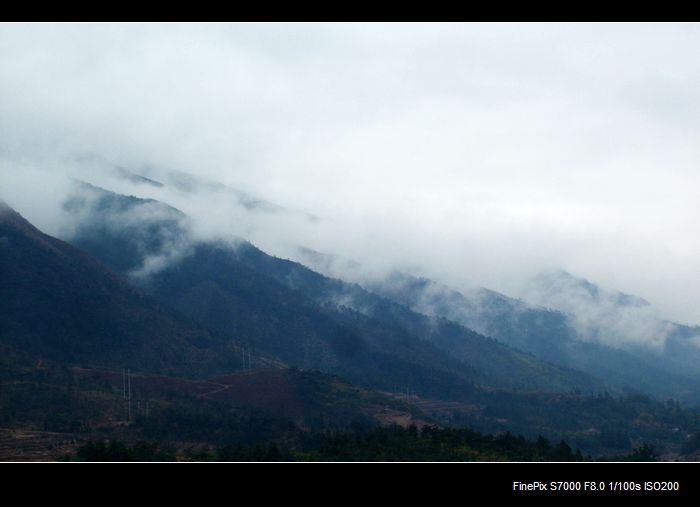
[{"left": 0, "top": 428, "right": 82, "bottom": 461}]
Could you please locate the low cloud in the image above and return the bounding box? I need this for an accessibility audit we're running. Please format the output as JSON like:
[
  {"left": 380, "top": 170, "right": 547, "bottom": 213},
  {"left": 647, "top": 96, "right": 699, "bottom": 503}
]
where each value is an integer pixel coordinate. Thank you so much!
[
  {"left": 519, "top": 270, "right": 677, "bottom": 351},
  {"left": 2, "top": 22, "right": 700, "bottom": 326}
]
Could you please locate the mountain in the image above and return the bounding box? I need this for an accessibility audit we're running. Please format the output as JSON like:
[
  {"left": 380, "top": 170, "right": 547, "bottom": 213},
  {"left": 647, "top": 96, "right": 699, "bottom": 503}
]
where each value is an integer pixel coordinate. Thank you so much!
[
  {"left": 71, "top": 153, "right": 165, "bottom": 188},
  {"left": 365, "top": 271, "right": 700, "bottom": 403},
  {"left": 0, "top": 200, "right": 244, "bottom": 376},
  {"left": 62, "top": 180, "right": 191, "bottom": 275},
  {"left": 230, "top": 242, "right": 600, "bottom": 392},
  {"left": 71, "top": 154, "right": 317, "bottom": 220},
  {"left": 521, "top": 270, "right": 700, "bottom": 378},
  {"left": 56, "top": 177, "right": 700, "bottom": 404},
  {"left": 60, "top": 184, "right": 602, "bottom": 397},
  {"left": 524, "top": 270, "right": 652, "bottom": 309},
  {"left": 55, "top": 186, "right": 483, "bottom": 399},
  {"left": 520, "top": 269, "right": 666, "bottom": 353},
  {"left": 164, "top": 171, "right": 290, "bottom": 215},
  {"left": 5, "top": 191, "right": 700, "bottom": 458}
]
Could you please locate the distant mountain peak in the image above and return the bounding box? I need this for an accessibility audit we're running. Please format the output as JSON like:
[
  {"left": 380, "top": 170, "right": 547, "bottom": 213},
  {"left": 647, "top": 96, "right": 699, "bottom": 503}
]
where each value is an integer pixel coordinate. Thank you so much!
[
  {"left": 71, "top": 153, "right": 165, "bottom": 188},
  {"left": 530, "top": 269, "right": 650, "bottom": 308},
  {"left": 165, "top": 170, "right": 319, "bottom": 221},
  {"left": 67, "top": 179, "right": 186, "bottom": 218},
  {"left": 113, "top": 166, "right": 164, "bottom": 188}
]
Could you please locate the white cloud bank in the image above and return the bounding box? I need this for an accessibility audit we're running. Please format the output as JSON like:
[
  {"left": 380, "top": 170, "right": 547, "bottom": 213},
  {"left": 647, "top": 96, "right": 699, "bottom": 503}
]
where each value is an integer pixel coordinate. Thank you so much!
[{"left": 1, "top": 22, "right": 700, "bottom": 324}]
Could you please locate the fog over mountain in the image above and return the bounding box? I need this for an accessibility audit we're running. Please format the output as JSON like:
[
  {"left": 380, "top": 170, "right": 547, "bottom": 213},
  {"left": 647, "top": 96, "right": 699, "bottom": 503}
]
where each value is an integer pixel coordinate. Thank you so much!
[
  {"left": 3, "top": 22, "right": 700, "bottom": 327},
  {"left": 518, "top": 270, "right": 677, "bottom": 351}
]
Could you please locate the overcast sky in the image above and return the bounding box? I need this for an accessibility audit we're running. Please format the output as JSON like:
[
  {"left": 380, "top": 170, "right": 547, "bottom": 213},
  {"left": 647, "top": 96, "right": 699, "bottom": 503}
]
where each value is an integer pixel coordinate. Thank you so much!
[{"left": 2, "top": 22, "right": 699, "bottom": 324}]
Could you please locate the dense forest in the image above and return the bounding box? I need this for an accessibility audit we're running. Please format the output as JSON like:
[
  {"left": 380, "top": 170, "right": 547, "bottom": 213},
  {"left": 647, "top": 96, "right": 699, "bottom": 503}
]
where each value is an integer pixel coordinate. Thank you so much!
[
  {"left": 2, "top": 359, "right": 698, "bottom": 461},
  {"left": 70, "top": 425, "right": 666, "bottom": 462}
]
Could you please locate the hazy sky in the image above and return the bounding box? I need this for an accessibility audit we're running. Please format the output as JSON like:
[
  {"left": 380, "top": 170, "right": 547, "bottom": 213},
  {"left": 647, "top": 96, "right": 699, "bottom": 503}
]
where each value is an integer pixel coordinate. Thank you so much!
[{"left": 2, "top": 22, "right": 700, "bottom": 324}]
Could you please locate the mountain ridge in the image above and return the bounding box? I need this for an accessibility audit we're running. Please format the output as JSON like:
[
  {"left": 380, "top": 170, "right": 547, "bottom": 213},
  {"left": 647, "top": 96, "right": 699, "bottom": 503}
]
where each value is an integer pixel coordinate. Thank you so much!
[
  {"left": 58, "top": 182, "right": 603, "bottom": 396},
  {"left": 0, "top": 202, "right": 245, "bottom": 376}
]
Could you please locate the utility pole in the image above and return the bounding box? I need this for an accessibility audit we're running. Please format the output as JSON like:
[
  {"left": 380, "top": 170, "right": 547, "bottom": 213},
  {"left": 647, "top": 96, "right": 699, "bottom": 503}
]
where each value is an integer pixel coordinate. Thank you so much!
[{"left": 127, "top": 368, "right": 132, "bottom": 422}]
